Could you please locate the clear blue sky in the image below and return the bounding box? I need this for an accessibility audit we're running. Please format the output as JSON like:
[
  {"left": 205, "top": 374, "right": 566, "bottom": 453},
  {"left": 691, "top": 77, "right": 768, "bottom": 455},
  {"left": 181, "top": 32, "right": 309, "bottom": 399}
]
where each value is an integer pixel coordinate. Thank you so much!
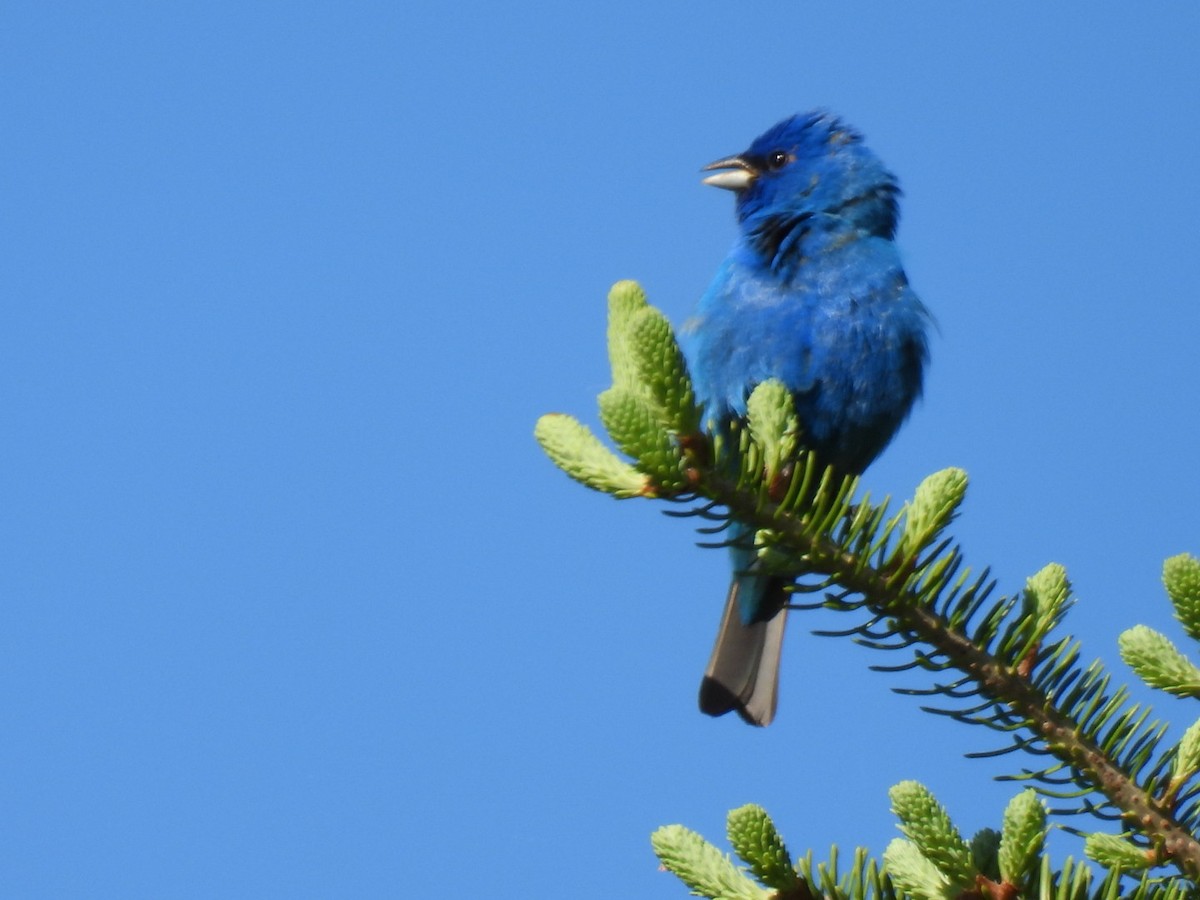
[{"left": 3, "top": 3, "right": 1199, "bottom": 896}]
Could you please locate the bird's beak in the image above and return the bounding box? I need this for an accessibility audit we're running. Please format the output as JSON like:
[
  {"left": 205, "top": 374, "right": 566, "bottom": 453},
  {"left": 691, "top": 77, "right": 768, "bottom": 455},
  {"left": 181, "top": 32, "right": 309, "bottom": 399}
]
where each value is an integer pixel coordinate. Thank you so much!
[{"left": 701, "top": 155, "right": 757, "bottom": 192}]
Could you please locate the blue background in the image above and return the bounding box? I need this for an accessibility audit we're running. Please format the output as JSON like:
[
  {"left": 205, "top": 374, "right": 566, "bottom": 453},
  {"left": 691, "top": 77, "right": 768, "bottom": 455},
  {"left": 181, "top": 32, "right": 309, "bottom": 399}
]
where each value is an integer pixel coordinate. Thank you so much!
[{"left": 3, "top": 3, "right": 1199, "bottom": 896}]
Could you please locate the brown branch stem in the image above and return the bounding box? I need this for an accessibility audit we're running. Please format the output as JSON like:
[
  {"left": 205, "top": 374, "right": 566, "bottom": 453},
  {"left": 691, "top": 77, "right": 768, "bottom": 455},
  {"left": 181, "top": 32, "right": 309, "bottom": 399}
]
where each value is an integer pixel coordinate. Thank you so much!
[{"left": 701, "top": 470, "right": 1200, "bottom": 883}]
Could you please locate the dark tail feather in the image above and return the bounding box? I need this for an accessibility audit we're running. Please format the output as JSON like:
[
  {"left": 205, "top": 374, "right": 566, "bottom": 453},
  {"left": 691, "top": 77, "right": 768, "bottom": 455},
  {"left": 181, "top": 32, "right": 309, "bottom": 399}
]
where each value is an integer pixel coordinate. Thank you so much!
[{"left": 698, "top": 578, "right": 788, "bottom": 727}]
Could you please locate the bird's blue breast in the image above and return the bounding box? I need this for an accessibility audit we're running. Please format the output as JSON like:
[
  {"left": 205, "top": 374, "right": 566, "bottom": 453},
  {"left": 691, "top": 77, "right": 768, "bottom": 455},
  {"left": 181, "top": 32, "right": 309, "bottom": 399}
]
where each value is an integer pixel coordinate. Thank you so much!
[{"left": 688, "top": 234, "right": 928, "bottom": 474}]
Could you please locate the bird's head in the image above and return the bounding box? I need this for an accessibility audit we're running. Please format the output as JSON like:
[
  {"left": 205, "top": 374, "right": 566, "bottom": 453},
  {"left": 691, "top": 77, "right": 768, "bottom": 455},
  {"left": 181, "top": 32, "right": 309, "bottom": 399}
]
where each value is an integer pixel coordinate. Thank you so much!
[{"left": 703, "top": 111, "right": 900, "bottom": 243}]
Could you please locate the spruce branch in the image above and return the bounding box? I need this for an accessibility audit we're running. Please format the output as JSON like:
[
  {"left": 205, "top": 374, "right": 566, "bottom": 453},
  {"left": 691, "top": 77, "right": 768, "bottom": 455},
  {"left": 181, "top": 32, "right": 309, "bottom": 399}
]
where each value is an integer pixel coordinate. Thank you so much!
[
  {"left": 537, "top": 283, "right": 1200, "bottom": 886},
  {"left": 685, "top": 458, "right": 1198, "bottom": 878},
  {"left": 655, "top": 788, "right": 1191, "bottom": 900}
]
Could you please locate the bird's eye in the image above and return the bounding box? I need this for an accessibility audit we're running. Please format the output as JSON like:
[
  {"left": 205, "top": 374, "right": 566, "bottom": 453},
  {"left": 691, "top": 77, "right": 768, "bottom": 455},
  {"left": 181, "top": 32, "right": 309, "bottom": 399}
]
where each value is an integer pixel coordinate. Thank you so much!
[{"left": 766, "top": 150, "right": 791, "bottom": 171}]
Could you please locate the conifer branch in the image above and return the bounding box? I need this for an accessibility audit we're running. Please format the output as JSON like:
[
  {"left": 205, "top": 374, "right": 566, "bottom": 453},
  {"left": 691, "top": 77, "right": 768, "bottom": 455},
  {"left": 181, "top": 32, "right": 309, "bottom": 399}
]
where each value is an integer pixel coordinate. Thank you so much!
[
  {"left": 537, "top": 282, "right": 1200, "bottom": 892},
  {"left": 694, "top": 466, "right": 1200, "bottom": 882}
]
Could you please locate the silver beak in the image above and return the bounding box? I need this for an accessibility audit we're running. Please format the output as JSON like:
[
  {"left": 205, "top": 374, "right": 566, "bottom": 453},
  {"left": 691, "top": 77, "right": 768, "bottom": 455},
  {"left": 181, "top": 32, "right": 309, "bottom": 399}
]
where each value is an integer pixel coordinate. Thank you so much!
[{"left": 701, "top": 155, "right": 757, "bottom": 191}]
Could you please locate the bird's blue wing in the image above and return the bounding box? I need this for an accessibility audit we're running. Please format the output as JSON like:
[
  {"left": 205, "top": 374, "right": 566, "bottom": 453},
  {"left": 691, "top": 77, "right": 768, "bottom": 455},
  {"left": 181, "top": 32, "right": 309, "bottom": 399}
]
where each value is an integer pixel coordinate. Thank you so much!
[{"left": 688, "top": 237, "right": 927, "bottom": 472}]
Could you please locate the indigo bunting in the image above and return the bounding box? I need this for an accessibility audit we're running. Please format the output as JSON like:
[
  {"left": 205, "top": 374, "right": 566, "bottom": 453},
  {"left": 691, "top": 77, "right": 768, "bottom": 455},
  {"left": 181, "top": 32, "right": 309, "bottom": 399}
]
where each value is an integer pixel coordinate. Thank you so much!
[{"left": 688, "top": 112, "right": 930, "bottom": 726}]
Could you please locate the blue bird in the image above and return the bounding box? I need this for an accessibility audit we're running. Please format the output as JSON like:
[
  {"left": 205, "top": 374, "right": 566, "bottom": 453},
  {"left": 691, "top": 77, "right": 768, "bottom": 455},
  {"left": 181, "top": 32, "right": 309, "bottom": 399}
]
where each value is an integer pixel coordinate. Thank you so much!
[{"left": 688, "top": 112, "right": 930, "bottom": 726}]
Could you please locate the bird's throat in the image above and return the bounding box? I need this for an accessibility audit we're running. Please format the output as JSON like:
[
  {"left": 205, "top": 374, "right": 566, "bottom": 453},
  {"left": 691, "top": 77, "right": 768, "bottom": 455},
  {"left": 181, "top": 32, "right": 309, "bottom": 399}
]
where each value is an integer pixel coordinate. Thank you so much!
[{"left": 748, "top": 211, "right": 868, "bottom": 277}]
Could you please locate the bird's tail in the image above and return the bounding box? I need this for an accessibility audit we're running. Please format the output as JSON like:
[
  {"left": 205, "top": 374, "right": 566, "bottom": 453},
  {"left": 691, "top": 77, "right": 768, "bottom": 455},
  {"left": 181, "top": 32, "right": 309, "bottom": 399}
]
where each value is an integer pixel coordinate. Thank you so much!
[{"left": 698, "top": 572, "right": 789, "bottom": 727}]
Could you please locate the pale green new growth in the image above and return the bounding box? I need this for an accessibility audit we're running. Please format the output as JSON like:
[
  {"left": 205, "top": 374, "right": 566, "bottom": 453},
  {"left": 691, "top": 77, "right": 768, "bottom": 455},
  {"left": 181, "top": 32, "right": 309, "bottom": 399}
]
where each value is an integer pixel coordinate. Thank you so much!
[
  {"left": 1025, "top": 563, "right": 1072, "bottom": 634},
  {"left": 533, "top": 414, "right": 647, "bottom": 497},
  {"left": 539, "top": 280, "right": 699, "bottom": 496},
  {"left": 726, "top": 804, "right": 802, "bottom": 893},
  {"left": 606, "top": 279, "right": 649, "bottom": 392},
  {"left": 1084, "top": 833, "right": 1151, "bottom": 872},
  {"left": 1165, "top": 554, "right": 1200, "bottom": 642},
  {"left": 1176, "top": 718, "right": 1200, "bottom": 782},
  {"left": 597, "top": 387, "right": 686, "bottom": 489},
  {"left": 652, "top": 806, "right": 896, "bottom": 900},
  {"left": 651, "top": 825, "right": 768, "bottom": 900},
  {"left": 647, "top": 788, "right": 1195, "bottom": 900},
  {"left": 606, "top": 280, "right": 698, "bottom": 435},
  {"left": 746, "top": 379, "right": 798, "bottom": 482},
  {"left": 896, "top": 467, "right": 967, "bottom": 559},
  {"left": 885, "top": 786, "right": 1048, "bottom": 898},
  {"left": 1009, "top": 563, "right": 1074, "bottom": 658},
  {"left": 888, "top": 781, "right": 974, "bottom": 889},
  {"left": 627, "top": 305, "right": 699, "bottom": 434},
  {"left": 883, "top": 838, "right": 954, "bottom": 900},
  {"left": 753, "top": 526, "right": 815, "bottom": 580},
  {"left": 1119, "top": 625, "right": 1200, "bottom": 698},
  {"left": 999, "top": 790, "right": 1047, "bottom": 890}
]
